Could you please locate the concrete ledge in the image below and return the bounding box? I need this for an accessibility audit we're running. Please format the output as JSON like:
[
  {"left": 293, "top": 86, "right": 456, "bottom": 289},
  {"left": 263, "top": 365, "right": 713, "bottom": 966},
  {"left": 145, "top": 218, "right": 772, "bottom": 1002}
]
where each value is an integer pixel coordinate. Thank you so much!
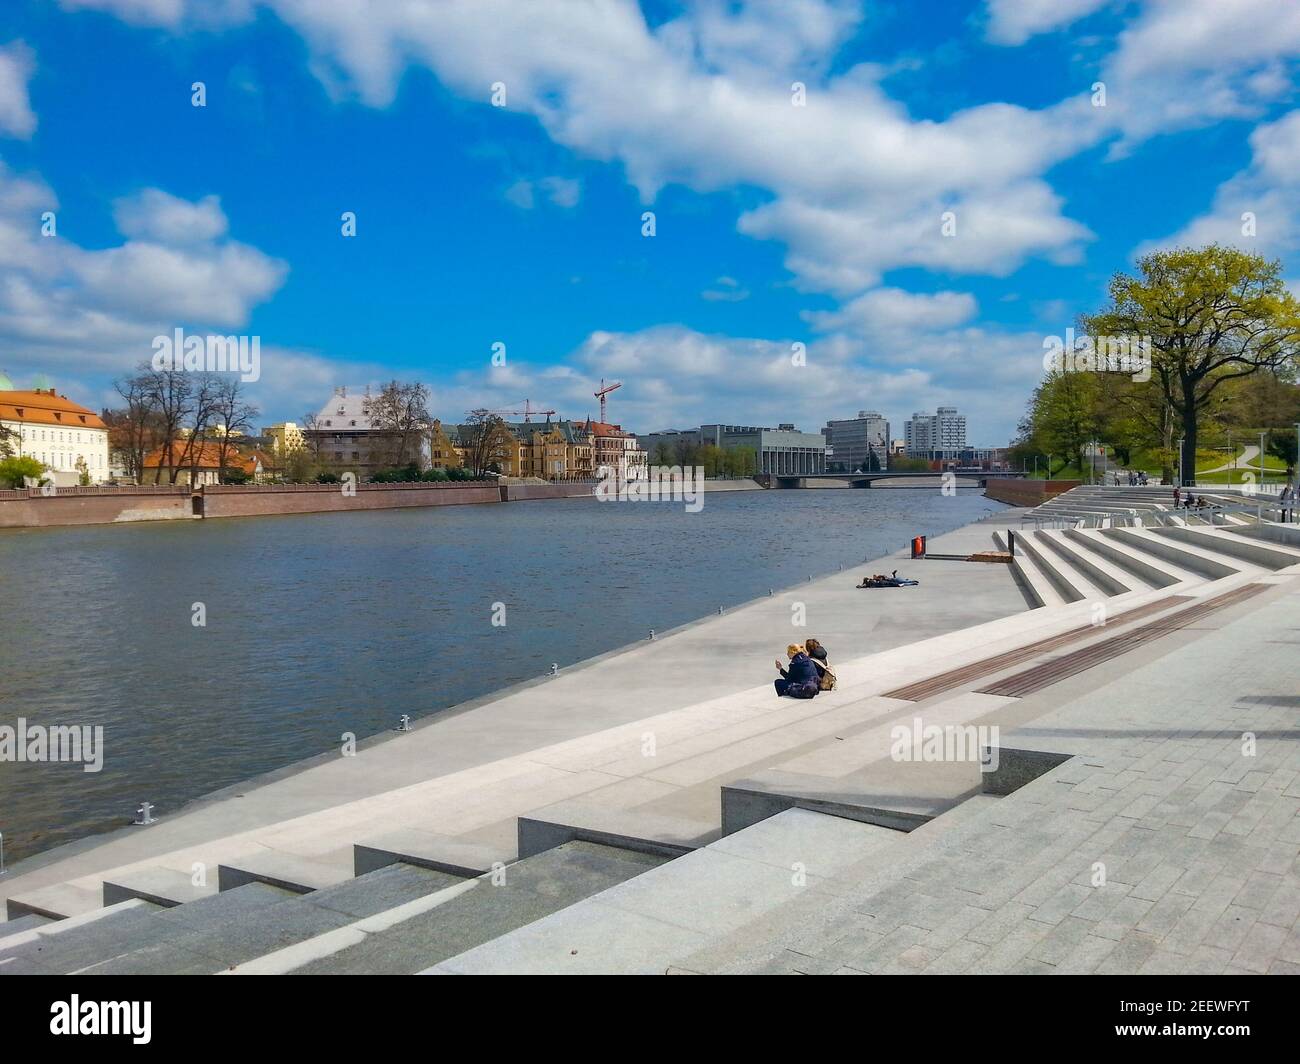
[
  {"left": 721, "top": 772, "right": 945, "bottom": 835},
  {"left": 102, "top": 867, "right": 217, "bottom": 908},
  {"left": 352, "top": 829, "right": 512, "bottom": 877},
  {"left": 1037, "top": 533, "right": 1129, "bottom": 596},
  {"left": 517, "top": 801, "right": 716, "bottom": 860},
  {"left": 217, "top": 853, "right": 351, "bottom": 894},
  {"left": 1104, "top": 529, "right": 1237, "bottom": 580},
  {"left": 5, "top": 881, "right": 101, "bottom": 920},
  {"left": 1017, "top": 532, "right": 1085, "bottom": 603},
  {"left": 980, "top": 746, "right": 1074, "bottom": 796},
  {"left": 1160, "top": 526, "right": 1299, "bottom": 570},
  {"left": 1067, "top": 529, "right": 1180, "bottom": 589}
]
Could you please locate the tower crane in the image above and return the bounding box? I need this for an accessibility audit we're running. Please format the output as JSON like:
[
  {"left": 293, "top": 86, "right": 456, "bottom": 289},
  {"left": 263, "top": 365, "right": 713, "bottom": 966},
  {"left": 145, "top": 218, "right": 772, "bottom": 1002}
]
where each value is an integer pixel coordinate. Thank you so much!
[{"left": 594, "top": 379, "right": 622, "bottom": 423}]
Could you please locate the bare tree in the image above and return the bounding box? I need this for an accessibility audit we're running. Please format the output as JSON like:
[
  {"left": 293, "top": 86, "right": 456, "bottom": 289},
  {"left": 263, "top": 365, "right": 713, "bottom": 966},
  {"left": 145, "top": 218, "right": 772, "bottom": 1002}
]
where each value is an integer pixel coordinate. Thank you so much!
[
  {"left": 210, "top": 376, "right": 259, "bottom": 482},
  {"left": 461, "top": 409, "right": 515, "bottom": 476},
  {"left": 107, "top": 372, "right": 164, "bottom": 482},
  {"left": 139, "top": 365, "right": 194, "bottom": 483},
  {"left": 366, "top": 380, "right": 431, "bottom": 469}
]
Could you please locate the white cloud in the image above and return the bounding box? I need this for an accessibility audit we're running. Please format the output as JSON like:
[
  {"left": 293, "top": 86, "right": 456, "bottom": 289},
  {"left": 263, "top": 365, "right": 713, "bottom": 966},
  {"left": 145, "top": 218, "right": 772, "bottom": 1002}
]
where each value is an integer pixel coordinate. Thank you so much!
[
  {"left": 1099, "top": 0, "right": 1300, "bottom": 149},
  {"left": 58, "top": 0, "right": 252, "bottom": 28},
  {"left": 0, "top": 165, "right": 287, "bottom": 385},
  {"left": 0, "top": 41, "right": 37, "bottom": 139},
  {"left": 701, "top": 275, "right": 750, "bottom": 302},
  {"left": 504, "top": 175, "right": 581, "bottom": 210},
  {"left": 80, "top": 0, "right": 1095, "bottom": 294},
  {"left": 113, "top": 188, "right": 229, "bottom": 244},
  {"left": 1138, "top": 109, "right": 1300, "bottom": 257},
  {"left": 984, "top": 0, "right": 1111, "bottom": 46},
  {"left": 804, "top": 287, "right": 978, "bottom": 334},
  {"left": 503, "top": 179, "right": 535, "bottom": 210}
]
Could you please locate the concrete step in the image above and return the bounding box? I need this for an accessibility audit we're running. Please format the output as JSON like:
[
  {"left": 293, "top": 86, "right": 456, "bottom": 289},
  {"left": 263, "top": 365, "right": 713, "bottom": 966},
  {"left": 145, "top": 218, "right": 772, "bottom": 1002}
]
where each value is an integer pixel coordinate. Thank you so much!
[
  {"left": 1159, "top": 526, "right": 1300, "bottom": 570},
  {"left": 78, "top": 864, "right": 464, "bottom": 974},
  {"left": 1066, "top": 528, "right": 1188, "bottom": 589},
  {"left": 5, "top": 880, "right": 101, "bottom": 920},
  {"left": 0, "top": 899, "right": 165, "bottom": 974},
  {"left": 993, "top": 531, "right": 1065, "bottom": 608},
  {"left": 1016, "top": 531, "right": 1091, "bottom": 603},
  {"left": 217, "top": 849, "right": 354, "bottom": 894},
  {"left": 1002, "top": 533, "right": 1072, "bottom": 607},
  {"left": 1032, "top": 531, "right": 1131, "bottom": 598},
  {"left": 427, "top": 808, "right": 909, "bottom": 974},
  {"left": 252, "top": 840, "right": 667, "bottom": 974},
  {"left": 1103, "top": 528, "right": 1244, "bottom": 581},
  {"left": 353, "top": 829, "right": 513, "bottom": 877},
  {"left": 103, "top": 866, "right": 219, "bottom": 907},
  {"left": 0, "top": 913, "right": 53, "bottom": 936}
]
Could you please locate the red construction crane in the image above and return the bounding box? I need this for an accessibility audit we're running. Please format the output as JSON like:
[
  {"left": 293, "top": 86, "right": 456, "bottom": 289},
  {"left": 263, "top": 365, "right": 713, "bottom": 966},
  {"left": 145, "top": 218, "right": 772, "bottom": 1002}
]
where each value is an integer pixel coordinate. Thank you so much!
[
  {"left": 594, "top": 379, "right": 622, "bottom": 423},
  {"left": 489, "top": 399, "right": 556, "bottom": 423}
]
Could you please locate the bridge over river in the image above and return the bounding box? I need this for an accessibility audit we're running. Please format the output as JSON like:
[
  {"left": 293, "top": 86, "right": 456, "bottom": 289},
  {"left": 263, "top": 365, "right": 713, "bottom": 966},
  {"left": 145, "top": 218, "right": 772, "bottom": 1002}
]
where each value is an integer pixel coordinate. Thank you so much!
[{"left": 764, "top": 471, "right": 1030, "bottom": 489}]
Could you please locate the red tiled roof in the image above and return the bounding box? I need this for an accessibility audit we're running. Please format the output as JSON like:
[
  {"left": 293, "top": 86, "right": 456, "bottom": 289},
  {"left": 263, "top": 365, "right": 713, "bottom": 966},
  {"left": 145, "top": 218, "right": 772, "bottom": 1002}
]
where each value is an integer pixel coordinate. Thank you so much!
[{"left": 0, "top": 389, "right": 107, "bottom": 430}]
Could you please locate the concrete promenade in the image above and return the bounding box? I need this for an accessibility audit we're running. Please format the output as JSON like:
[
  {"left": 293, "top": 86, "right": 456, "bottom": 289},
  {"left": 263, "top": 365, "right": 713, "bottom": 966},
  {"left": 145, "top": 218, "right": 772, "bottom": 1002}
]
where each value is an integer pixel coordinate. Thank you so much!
[
  {"left": 0, "top": 511, "right": 1028, "bottom": 917},
  {"left": 4, "top": 489, "right": 1297, "bottom": 975}
]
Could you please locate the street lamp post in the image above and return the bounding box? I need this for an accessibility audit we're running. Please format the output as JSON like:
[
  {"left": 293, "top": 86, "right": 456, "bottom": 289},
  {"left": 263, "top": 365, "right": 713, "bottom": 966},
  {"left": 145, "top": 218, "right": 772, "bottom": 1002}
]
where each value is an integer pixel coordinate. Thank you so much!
[
  {"left": 1259, "top": 431, "right": 1267, "bottom": 492},
  {"left": 1177, "top": 436, "right": 1184, "bottom": 489}
]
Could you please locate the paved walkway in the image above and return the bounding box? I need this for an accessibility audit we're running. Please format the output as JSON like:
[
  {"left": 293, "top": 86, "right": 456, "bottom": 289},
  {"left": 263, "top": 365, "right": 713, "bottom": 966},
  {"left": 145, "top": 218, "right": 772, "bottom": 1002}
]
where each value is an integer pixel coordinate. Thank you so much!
[
  {"left": 1, "top": 512, "right": 1028, "bottom": 914},
  {"left": 674, "top": 582, "right": 1300, "bottom": 974}
]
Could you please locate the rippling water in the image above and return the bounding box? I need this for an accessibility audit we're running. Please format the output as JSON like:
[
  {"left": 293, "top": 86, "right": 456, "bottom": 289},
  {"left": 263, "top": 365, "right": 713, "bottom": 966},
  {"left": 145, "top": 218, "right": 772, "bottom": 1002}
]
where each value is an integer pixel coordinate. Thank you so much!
[{"left": 0, "top": 487, "right": 1004, "bottom": 864}]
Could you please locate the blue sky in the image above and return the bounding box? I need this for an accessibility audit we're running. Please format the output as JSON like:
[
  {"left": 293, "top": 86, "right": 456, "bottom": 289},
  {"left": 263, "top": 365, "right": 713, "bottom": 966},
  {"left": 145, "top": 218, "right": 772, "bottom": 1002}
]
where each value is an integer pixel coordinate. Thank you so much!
[{"left": 1, "top": 0, "right": 1299, "bottom": 444}]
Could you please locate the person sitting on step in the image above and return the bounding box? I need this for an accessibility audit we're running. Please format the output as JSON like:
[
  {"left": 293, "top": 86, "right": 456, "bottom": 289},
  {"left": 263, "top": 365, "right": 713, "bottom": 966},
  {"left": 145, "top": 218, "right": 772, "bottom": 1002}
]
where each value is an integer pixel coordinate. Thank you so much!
[
  {"left": 803, "top": 638, "right": 836, "bottom": 691},
  {"left": 774, "top": 643, "right": 820, "bottom": 699}
]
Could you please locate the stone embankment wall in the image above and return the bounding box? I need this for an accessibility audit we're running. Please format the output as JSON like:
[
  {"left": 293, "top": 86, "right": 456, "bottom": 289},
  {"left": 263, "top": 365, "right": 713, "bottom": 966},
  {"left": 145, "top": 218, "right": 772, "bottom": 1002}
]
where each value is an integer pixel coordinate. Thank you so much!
[
  {"left": 0, "top": 485, "right": 193, "bottom": 528},
  {"left": 200, "top": 481, "right": 502, "bottom": 518},
  {"left": 983, "top": 479, "right": 1081, "bottom": 507},
  {"left": 0, "top": 476, "right": 767, "bottom": 529}
]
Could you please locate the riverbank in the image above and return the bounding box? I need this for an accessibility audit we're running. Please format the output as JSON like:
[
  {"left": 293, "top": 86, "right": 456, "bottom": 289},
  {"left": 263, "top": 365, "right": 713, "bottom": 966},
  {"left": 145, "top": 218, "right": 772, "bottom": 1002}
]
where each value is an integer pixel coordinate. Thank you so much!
[
  {"left": 0, "top": 477, "right": 768, "bottom": 529},
  {"left": 0, "top": 506, "right": 1025, "bottom": 907}
]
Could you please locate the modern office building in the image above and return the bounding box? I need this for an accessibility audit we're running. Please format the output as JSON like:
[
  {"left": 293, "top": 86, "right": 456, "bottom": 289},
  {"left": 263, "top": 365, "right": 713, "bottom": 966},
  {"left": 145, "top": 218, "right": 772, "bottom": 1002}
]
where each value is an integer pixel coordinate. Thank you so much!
[
  {"left": 641, "top": 423, "right": 826, "bottom": 475},
  {"left": 823, "top": 411, "right": 890, "bottom": 472},
  {"left": 904, "top": 406, "right": 967, "bottom": 458}
]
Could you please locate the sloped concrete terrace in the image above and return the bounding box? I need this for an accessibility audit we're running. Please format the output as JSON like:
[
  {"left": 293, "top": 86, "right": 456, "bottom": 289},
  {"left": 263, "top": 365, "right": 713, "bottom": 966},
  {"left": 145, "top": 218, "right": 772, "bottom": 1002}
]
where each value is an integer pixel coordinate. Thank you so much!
[{"left": 2, "top": 488, "right": 1296, "bottom": 975}]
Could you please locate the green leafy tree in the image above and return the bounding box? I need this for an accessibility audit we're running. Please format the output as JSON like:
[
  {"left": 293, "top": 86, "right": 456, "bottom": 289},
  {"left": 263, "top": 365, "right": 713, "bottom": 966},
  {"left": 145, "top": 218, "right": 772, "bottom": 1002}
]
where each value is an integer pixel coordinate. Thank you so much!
[
  {"left": 1083, "top": 246, "right": 1300, "bottom": 485},
  {"left": 0, "top": 455, "right": 47, "bottom": 488}
]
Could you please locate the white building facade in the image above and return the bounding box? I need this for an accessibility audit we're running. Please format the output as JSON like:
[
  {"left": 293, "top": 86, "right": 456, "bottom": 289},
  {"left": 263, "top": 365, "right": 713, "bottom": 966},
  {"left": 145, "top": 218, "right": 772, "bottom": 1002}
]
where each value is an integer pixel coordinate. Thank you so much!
[{"left": 1, "top": 388, "right": 111, "bottom": 485}]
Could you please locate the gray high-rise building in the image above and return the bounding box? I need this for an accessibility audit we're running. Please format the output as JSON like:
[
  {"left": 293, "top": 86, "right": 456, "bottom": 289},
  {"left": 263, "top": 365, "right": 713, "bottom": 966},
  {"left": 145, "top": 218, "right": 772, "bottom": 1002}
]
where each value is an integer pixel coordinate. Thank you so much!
[
  {"left": 823, "top": 411, "right": 890, "bottom": 472},
  {"left": 904, "top": 406, "right": 967, "bottom": 458}
]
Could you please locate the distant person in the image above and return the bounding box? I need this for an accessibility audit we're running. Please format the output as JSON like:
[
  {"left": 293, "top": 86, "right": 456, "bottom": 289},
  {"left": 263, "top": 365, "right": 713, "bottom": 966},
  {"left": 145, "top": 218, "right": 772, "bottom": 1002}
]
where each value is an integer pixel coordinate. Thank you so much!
[
  {"left": 1173, "top": 486, "right": 1181, "bottom": 508},
  {"left": 774, "top": 644, "right": 820, "bottom": 699},
  {"left": 1279, "top": 484, "right": 1293, "bottom": 522},
  {"left": 803, "top": 638, "right": 837, "bottom": 691}
]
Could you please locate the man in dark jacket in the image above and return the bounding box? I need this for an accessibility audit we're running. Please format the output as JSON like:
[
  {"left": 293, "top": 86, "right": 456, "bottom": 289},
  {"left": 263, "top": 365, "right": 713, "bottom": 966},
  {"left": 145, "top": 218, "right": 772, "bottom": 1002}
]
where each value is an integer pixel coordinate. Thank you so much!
[{"left": 775, "top": 644, "right": 820, "bottom": 698}]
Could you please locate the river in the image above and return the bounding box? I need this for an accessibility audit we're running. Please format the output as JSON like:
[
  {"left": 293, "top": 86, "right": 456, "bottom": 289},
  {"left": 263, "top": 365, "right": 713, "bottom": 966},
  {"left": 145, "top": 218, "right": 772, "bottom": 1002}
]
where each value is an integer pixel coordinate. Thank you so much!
[{"left": 0, "top": 487, "right": 1006, "bottom": 864}]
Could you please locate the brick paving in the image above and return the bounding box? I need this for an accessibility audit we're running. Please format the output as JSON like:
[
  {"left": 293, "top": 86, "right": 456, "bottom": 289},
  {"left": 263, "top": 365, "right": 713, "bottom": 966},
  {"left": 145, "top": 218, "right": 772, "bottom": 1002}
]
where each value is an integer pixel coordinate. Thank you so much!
[{"left": 734, "top": 586, "right": 1300, "bottom": 974}]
